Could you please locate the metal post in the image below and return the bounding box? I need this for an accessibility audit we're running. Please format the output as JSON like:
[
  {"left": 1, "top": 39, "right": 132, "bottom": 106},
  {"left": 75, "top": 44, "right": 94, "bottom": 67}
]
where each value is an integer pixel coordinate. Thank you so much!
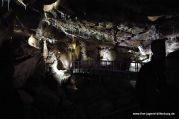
[
  {"left": 78, "top": 61, "right": 79, "bottom": 73},
  {"left": 120, "top": 62, "right": 121, "bottom": 70},
  {"left": 113, "top": 61, "right": 114, "bottom": 71},
  {"left": 73, "top": 61, "right": 74, "bottom": 73},
  {"left": 128, "top": 62, "right": 130, "bottom": 79}
]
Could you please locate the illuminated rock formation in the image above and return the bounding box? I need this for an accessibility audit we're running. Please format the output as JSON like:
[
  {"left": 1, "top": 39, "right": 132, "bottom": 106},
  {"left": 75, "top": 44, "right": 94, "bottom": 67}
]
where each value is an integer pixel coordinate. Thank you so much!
[
  {"left": 43, "top": 39, "right": 48, "bottom": 62},
  {"left": 46, "top": 51, "right": 71, "bottom": 85}
]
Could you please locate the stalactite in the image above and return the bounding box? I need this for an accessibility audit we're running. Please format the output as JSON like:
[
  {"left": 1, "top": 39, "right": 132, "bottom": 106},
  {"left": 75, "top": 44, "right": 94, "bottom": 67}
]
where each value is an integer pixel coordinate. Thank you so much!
[
  {"left": 18, "top": 0, "right": 27, "bottom": 10},
  {"left": 39, "top": 25, "right": 42, "bottom": 36},
  {"left": 64, "top": 14, "right": 66, "bottom": 20},
  {"left": 72, "top": 35, "right": 74, "bottom": 41},
  {"left": 54, "top": 19, "right": 57, "bottom": 27}
]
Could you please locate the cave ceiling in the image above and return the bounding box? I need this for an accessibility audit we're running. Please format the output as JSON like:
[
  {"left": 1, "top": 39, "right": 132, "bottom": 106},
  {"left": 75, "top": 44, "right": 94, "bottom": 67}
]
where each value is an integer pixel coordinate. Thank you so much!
[{"left": 1, "top": 0, "right": 179, "bottom": 51}]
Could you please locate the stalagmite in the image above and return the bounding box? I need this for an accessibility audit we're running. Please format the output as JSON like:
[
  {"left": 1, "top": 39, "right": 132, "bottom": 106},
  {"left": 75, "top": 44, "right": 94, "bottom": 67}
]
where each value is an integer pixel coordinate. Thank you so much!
[{"left": 43, "top": 39, "right": 48, "bottom": 62}]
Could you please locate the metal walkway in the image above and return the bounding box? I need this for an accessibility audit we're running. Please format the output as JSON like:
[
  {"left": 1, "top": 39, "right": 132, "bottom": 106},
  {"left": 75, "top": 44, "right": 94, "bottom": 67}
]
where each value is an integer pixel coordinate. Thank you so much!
[
  {"left": 72, "top": 60, "right": 145, "bottom": 79},
  {"left": 72, "top": 60, "right": 145, "bottom": 73}
]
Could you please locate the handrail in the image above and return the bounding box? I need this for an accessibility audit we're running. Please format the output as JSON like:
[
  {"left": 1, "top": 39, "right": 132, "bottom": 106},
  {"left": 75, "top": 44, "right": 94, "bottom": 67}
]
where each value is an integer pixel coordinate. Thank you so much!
[{"left": 72, "top": 60, "right": 145, "bottom": 73}]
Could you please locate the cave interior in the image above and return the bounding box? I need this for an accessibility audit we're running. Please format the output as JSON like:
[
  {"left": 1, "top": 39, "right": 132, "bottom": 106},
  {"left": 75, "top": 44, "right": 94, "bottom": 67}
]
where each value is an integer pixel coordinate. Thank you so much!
[{"left": 0, "top": 0, "right": 179, "bottom": 119}]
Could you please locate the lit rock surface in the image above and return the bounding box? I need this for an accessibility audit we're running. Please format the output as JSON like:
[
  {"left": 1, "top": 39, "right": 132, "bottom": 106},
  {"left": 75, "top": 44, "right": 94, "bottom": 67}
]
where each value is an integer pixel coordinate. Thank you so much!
[{"left": 46, "top": 51, "right": 71, "bottom": 85}]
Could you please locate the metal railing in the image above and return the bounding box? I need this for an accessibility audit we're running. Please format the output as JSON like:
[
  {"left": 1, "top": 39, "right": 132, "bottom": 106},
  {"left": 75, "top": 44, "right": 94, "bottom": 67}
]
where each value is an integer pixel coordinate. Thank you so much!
[{"left": 72, "top": 60, "right": 145, "bottom": 74}]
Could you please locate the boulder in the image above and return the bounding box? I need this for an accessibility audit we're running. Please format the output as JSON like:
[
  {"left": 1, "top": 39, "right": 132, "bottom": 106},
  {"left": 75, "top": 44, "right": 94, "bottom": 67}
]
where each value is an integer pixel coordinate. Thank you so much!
[
  {"left": 13, "top": 54, "right": 41, "bottom": 88},
  {"left": 18, "top": 89, "right": 34, "bottom": 104}
]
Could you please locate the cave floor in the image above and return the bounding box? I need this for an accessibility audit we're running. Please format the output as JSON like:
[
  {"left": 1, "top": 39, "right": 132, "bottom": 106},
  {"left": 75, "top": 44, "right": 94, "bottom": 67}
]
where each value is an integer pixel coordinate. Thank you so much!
[
  {"left": 22, "top": 72, "right": 140, "bottom": 119},
  {"left": 60, "top": 73, "right": 140, "bottom": 119}
]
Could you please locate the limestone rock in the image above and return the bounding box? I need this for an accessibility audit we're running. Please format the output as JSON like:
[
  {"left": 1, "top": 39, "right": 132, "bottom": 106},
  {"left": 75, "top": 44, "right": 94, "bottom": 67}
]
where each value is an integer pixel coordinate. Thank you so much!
[
  {"left": 13, "top": 53, "right": 41, "bottom": 88},
  {"left": 18, "top": 89, "right": 34, "bottom": 104}
]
